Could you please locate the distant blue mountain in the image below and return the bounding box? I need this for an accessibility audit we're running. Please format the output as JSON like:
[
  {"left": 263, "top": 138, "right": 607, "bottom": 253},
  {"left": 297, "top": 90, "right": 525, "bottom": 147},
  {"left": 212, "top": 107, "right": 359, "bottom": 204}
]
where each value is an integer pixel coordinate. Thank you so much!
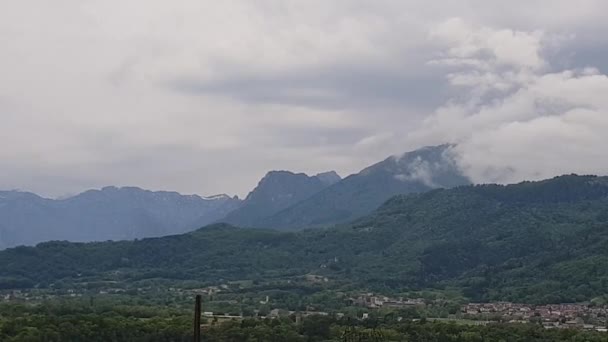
[
  {"left": 0, "top": 144, "right": 471, "bottom": 248},
  {"left": 0, "top": 187, "right": 240, "bottom": 249}
]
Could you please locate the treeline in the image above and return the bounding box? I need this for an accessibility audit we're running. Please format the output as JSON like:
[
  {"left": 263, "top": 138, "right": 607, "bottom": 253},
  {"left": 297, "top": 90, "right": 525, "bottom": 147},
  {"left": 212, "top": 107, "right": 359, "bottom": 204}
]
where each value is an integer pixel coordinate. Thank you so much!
[
  {"left": 1, "top": 303, "right": 607, "bottom": 342},
  {"left": 205, "top": 317, "right": 608, "bottom": 342}
]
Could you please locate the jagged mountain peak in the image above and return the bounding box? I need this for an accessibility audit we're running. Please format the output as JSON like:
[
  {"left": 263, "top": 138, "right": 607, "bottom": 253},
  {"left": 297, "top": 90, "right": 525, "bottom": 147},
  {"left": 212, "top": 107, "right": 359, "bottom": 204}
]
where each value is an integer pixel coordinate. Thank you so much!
[
  {"left": 257, "top": 170, "right": 311, "bottom": 184},
  {"left": 315, "top": 171, "right": 342, "bottom": 186},
  {"left": 245, "top": 171, "right": 321, "bottom": 200},
  {"left": 220, "top": 170, "right": 336, "bottom": 227},
  {"left": 257, "top": 144, "right": 471, "bottom": 229}
]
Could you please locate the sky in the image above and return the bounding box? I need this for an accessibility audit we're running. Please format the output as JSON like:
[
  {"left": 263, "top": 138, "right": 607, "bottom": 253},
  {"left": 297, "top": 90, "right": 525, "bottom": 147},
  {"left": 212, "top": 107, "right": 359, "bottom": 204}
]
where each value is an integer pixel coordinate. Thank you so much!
[{"left": 1, "top": 0, "right": 608, "bottom": 198}]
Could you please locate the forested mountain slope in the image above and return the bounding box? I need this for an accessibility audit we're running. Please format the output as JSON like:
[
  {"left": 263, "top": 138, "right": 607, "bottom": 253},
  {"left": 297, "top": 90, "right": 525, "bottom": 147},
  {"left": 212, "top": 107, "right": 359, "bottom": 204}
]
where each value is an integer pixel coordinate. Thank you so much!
[{"left": 2, "top": 175, "right": 608, "bottom": 304}]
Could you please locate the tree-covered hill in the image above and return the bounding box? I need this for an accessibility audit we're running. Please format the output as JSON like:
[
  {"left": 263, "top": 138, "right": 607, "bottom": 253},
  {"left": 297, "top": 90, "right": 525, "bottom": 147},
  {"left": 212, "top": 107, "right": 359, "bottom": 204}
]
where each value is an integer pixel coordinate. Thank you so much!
[{"left": 2, "top": 175, "right": 608, "bottom": 304}]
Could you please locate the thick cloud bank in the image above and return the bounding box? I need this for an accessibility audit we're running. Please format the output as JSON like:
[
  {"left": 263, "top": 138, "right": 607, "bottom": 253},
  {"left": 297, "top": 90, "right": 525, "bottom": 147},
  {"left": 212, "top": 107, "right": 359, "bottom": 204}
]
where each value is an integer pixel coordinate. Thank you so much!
[
  {"left": 415, "top": 18, "right": 608, "bottom": 184},
  {"left": 1, "top": 1, "right": 608, "bottom": 196}
]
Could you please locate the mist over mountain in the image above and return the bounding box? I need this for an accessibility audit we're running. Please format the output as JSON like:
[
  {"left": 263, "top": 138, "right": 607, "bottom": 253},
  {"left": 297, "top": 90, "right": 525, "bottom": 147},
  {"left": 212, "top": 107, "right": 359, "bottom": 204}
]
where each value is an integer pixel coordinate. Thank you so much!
[
  {"left": 0, "top": 187, "right": 240, "bottom": 249},
  {"left": 256, "top": 145, "right": 471, "bottom": 229}
]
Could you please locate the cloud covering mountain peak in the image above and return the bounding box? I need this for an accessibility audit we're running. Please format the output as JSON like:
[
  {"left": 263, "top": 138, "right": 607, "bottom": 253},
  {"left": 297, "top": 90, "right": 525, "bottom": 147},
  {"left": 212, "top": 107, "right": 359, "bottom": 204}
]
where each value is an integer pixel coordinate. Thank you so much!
[{"left": 410, "top": 18, "right": 608, "bottom": 185}]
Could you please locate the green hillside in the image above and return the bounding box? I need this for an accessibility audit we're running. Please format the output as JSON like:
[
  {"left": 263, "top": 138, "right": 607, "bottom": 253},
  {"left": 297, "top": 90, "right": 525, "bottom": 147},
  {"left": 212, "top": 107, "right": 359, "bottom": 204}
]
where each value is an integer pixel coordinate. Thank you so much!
[{"left": 2, "top": 175, "right": 608, "bottom": 304}]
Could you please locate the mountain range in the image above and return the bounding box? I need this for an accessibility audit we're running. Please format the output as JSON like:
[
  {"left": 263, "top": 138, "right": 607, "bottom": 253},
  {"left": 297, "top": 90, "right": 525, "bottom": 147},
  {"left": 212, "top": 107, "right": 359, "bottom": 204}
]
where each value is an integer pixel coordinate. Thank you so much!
[
  {"left": 0, "top": 187, "right": 240, "bottom": 249},
  {"left": 0, "top": 145, "right": 469, "bottom": 248},
  {"left": 2, "top": 175, "right": 607, "bottom": 304},
  {"left": 255, "top": 144, "right": 471, "bottom": 229}
]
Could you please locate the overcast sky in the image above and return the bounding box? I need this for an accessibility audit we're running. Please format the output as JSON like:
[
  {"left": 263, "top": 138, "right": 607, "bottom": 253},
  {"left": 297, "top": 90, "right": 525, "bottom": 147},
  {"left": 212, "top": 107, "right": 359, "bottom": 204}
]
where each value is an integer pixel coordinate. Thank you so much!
[{"left": 2, "top": 1, "right": 608, "bottom": 198}]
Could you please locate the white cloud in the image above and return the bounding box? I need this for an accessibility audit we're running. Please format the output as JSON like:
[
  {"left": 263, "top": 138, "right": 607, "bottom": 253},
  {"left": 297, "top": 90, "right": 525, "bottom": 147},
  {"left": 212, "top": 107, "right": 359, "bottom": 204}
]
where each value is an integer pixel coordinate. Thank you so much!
[
  {"left": 394, "top": 156, "right": 441, "bottom": 188},
  {"left": 413, "top": 18, "right": 608, "bottom": 185},
  {"left": 430, "top": 18, "right": 545, "bottom": 70},
  {"left": 1, "top": 1, "right": 608, "bottom": 197}
]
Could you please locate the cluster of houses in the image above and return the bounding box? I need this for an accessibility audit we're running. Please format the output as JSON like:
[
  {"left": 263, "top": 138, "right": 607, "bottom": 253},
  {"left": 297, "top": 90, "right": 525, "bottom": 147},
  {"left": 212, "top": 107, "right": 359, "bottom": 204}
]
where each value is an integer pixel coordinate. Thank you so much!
[
  {"left": 462, "top": 302, "right": 608, "bottom": 332},
  {"left": 350, "top": 293, "right": 426, "bottom": 309},
  {"left": 5, "top": 285, "right": 608, "bottom": 333},
  {"left": 175, "top": 285, "right": 227, "bottom": 296},
  {"left": 348, "top": 294, "right": 608, "bottom": 332},
  {"left": 0, "top": 289, "right": 70, "bottom": 301},
  {"left": 201, "top": 309, "right": 333, "bottom": 324}
]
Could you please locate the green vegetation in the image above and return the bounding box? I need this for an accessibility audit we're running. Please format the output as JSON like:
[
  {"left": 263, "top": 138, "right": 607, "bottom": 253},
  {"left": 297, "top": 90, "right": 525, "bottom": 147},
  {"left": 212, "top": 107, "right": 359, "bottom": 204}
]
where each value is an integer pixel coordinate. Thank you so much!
[
  {"left": 0, "top": 301, "right": 606, "bottom": 341},
  {"left": 1, "top": 175, "right": 608, "bottom": 305},
  {"left": 2, "top": 175, "right": 608, "bottom": 340}
]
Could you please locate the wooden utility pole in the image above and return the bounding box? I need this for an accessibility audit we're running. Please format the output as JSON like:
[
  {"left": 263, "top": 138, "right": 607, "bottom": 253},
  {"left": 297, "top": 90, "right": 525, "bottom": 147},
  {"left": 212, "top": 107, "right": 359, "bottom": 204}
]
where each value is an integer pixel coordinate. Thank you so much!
[{"left": 193, "top": 295, "right": 202, "bottom": 342}]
